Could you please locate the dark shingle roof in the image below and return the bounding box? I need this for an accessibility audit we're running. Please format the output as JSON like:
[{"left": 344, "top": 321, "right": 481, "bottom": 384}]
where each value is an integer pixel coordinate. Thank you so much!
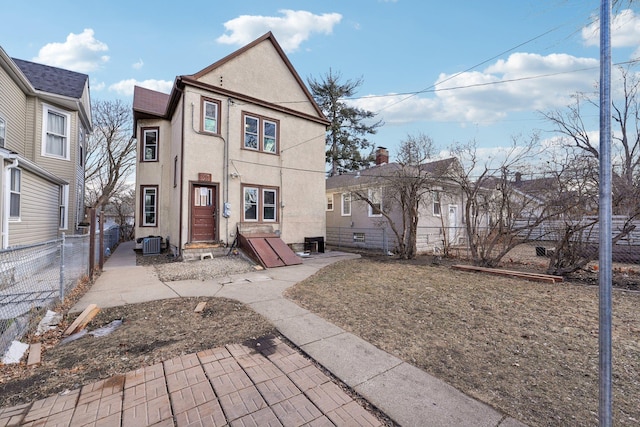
[
  {"left": 133, "top": 86, "right": 170, "bottom": 116},
  {"left": 11, "top": 58, "right": 88, "bottom": 99}
]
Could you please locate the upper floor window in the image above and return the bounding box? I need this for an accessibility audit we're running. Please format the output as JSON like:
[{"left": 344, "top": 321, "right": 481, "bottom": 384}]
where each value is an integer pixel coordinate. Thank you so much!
[
  {"left": 78, "top": 127, "right": 85, "bottom": 167},
  {"left": 0, "top": 116, "right": 6, "bottom": 147},
  {"left": 9, "top": 168, "right": 20, "bottom": 219},
  {"left": 326, "top": 194, "right": 334, "bottom": 211},
  {"left": 142, "top": 128, "right": 159, "bottom": 162},
  {"left": 43, "top": 105, "right": 70, "bottom": 160},
  {"left": 243, "top": 113, "right": 278, "bottom": 154},
  {"left": 341, "top": 193, "right": 351, "bottom": 216},
  {"left": 243, "top": 185, "right": 278, "bottom": 222},
  {"left": 202, "top": 98, "right": 221, "bottom": 134},
  {"left": 432, "top": 192, "right": 441, "bottom": 216},
  {"left": 368, "top": 188, "right": 382, "bottom": 217}
]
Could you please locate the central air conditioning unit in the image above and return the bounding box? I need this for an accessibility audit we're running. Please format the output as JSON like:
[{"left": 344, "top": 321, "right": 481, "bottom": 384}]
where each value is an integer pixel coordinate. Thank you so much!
[{"left": 143, "top": 236, "right": 161, "bottom": 255}]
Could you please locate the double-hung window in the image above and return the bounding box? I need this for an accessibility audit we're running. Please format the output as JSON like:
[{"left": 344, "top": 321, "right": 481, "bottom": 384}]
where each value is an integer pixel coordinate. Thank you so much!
[
  {"left": 432, "top": 192, "right": 441, "bottom": 216},
  {"left": 43, "top": 105, "right": 70, "bottom": 159},
  {"left": 243, "top": 113, "right": 278, "bottom": 154},
  {"left": 341, "top": 193, "right": 351, "bottom": 216},
  {"left": 59, "top": 184, "right": 69, "bottom": 229},
  {"left": 202, "top": 98, "right": 220, "bottom": 134},
  {"left": 243, "top": 185, "right": 278, "bottom": 222},
  {"left": 141, "top": 186, "right": 158, "bottom": 226},
  {"left": 368, "top": 188, "right": 382, "bottom": 217},
  {"left": 9, "top": 168, "right": 20, "bottom": 219},
  {"left": 142, "top": 128, "right": 159, "bottom": 161},
  {"left": 326, "top": 194, "right": 334, "bottom": 211},
  {"left": 0, "top": 116, "right": 6, "bottom": 147}
]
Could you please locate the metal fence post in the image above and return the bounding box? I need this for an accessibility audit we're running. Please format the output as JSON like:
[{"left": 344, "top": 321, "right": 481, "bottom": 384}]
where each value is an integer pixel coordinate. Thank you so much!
[
  {"left": 59, "top": 232, "right": 65, "bottom": 301},
  {"left": 99, "top": 211, "right": 105, "bottom": 270},
  {"left": 89, "top": 208, "right": 96, "bottom": 277}
]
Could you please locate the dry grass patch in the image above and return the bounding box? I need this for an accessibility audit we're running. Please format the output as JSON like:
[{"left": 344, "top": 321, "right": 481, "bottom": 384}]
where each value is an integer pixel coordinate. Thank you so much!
[{"left": 285, "top": 257, "right": 640, "bottom": 426}]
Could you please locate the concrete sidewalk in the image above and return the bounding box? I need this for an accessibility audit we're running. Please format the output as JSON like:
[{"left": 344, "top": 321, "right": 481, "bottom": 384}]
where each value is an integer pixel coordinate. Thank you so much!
[{"left": 19, "top": 241, "right": 525, "bottom": 426}]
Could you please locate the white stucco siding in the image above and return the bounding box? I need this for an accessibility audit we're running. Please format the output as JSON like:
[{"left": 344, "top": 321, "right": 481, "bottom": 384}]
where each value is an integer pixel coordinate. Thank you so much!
[
  {"left": 9, "top": 171, "right": 60, "bottom": 246},
  {"left": 196, "top": 40, "right": 319, "bottom": 118}
]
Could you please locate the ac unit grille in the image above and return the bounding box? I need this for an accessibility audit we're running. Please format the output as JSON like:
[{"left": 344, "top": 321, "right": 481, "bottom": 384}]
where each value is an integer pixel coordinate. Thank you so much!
[{"left": 143, "top": 237, "right": 161, "bottom": 255}]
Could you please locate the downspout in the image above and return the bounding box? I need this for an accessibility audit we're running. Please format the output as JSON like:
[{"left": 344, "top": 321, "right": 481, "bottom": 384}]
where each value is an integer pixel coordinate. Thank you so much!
[
  {"left": 2, "top": 154, "right": 18, "bottom": 249},
  {"left": 225, "top": 98, "right": 231, "bottom": 244}
]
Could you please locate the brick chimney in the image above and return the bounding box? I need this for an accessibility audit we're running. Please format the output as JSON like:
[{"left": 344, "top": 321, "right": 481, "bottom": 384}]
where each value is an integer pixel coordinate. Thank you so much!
[{"left": 375, "top": 147, "right": 389, "bottom": 165}]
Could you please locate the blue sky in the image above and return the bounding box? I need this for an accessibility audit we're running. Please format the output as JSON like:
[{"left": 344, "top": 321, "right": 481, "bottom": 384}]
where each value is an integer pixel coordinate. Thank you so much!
[{"left": 1, "top": 1, "right": 639, "bottom": 159}]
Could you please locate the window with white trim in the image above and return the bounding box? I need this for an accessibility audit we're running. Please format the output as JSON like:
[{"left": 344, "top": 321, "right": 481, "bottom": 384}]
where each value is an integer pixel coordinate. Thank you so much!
[
  {"left": 9, "top": 168, "right": 20, "bottom": 219},
  {"left": 43, "top": 105, "right": 70, "bottom": 159},
  {"left": 78, "top": 127, "right": 85, "bottom": 167},
  {"left": 341, "top": 193, "right": 351, "bottom": 216},
  {"left": 142, "top": 128, "right": 158, "bottom": 161},
  {"left": 368, "top": 188, "right": 382, "bottom": 217},
  {"left": 326, "top": 194, "right": 334, "bottom": 211},
  {"left": 353, "top": 232, "right": 365, "bottom": 243},
  {"left": 432, "top": 192, "right": 441, "bottom": 216},
  {"left": 202, "top": 98, "right": 220, "bottom": 134},
  {"left": 59, "top": 184, "right": 69, "bottom": 229},
  {"left": 141, "top": 186, "right": 158, "bottom": 226},
  {"left": 243, "top": 113, "right": 278, "bottom": 153},
  {"left": 243, "top": 185, "right": 278, "bottom": 222},
  {"left": 0, "top": 116, "right": 6, "bottom": 147}
]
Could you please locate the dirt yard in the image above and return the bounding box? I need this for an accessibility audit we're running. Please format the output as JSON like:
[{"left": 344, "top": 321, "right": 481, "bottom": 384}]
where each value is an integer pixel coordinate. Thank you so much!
[
  {"left": 285, "top": 257, "right": 640, "bottom": 427},
  {"left": 1, "top": 251, "right": 639, "bottom": 427}
]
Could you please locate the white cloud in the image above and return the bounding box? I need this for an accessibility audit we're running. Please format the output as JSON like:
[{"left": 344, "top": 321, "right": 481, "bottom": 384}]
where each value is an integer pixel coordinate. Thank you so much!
[
  {"left": 132, "top": 59, "right": 144, "bottom": 70},
  {"left": 582, "top": 9, "right": 640, "bottom": 56},
  {"left": 216, "top": 9, "right": 342, "bottom": 53},
  {"left": 33, "top": 29, "right": 109, "bottom": 73},
  {"left": 109, "top": 79, "right": 173, "bottom": 97},
  {"left": 91, "top": 80, "right": 106, "bottom": 91}
]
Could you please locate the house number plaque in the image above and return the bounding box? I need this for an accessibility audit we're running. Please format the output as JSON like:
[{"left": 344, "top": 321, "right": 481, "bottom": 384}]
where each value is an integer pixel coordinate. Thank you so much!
[{"left": 198, "top": 173, "right": 212, "bottom": 182}]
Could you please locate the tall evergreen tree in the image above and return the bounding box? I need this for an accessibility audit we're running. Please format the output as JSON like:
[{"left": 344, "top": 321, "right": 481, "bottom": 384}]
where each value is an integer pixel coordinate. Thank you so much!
[{"left": 308, "top": 69, "right": 383, "bottom": 176}]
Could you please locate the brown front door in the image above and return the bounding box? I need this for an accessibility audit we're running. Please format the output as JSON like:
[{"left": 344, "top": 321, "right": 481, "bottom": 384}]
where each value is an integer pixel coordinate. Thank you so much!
[{"left": 191, "top": 185, "right": 216, "bottom": 241}]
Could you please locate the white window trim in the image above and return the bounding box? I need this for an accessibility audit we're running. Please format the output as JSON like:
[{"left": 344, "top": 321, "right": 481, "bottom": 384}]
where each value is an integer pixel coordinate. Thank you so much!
[
  {"left": 8, "top": 168, "right": 21, "bottom": 221},
  {"left": 341, "top": 193, "right": 351, "bottom": 216},
  {"left": 326, "top": 194, "right": 334, "bottom": 211},
  {"left": 0, "top": 115, "right": 6, "bottom": 148},
  {"left": 42, "top": 104, "right": 71, "bottom": 160},
  {"left": 142, "top": 186, "right": 158, "bottom": 227},
  {"left": 142, "top": 128, "right": 159, "bottom": 162},
  {"left": 203, "top": 99, "right": 220, "bottom": 134},
  {"left": 243, "top": 186, "right": 259, "bottom": 222},
  {"left": 244, "top": 116, "right": 259, "bottom": 151},
  {"left": 368, "top": 188, "right": 382, "bottom": 217},
  {"left": 59, "top": 184, "right": 69, "bottom": 230},
  {"left": 262, "top": 188, "right": 277, "bottom": 222},
  {"left": 262, "top": 119, "right": 277, "bottom": 153}
]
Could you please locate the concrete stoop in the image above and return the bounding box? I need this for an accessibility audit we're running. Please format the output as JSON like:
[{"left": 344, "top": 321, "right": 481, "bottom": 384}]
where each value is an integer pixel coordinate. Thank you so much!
[{"left": 182, "top": 244, "right": 228, "bottom": 261}]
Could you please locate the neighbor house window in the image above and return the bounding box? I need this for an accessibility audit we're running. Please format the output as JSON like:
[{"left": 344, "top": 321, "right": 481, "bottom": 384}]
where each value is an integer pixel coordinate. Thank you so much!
[
  {"left": 9, "top": 168, "right": 20, "bottom": 219},
  {"left": 0, "top": 117, "right": 6, "bottom": 147},
  {"left": 43, "top": 105, "right": 70, "bottom": 159},
  {"left": 141, "top": 186, "right": 158, "bottom": 226},
  {"left": 243, "top": 113, "right": 279, "bottom": 154},
  {"left": 433, "top": 192, "right": 441, "bottom": 216},
  {"left": 78, "top": 127, "right": 85, "bottom": 167},
  {"left": 59, "top": 184, "right": 69, "bottom": 229},
  {"left": 142, "top": 128, "right": 159, "bottom": 161},
  {"left": 341, "top": 193, "right": 351, "bottom": 216},
  {"left": 326, "top": 194, "right": 334, "bottom": 211},
  {"left": 353, "top": 232, "right": 365, "bottom": 243},
  {"left": 202, "top": 98, "right": 220, "bottom": 134},
  {"left": 368, "top": 188, "right": 382, "bottom": 217},
  {"left": 243, "top": 185, "right": 278, "bottom": 222}
]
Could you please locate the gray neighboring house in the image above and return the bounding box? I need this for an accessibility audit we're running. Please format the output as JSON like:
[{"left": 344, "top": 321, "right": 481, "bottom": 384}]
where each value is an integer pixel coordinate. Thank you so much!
[
  {"left": 0, "top": 46, "right": 91, "bottom": 248},
  {"left": 325, "top": 148, "right": 467, "bottom": 253}
]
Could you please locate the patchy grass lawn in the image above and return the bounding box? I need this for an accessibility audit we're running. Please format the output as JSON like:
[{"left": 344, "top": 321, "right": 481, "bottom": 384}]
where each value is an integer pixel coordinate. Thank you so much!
[{"left": 285, "top": 257, "right": 640, "bottom": 427}]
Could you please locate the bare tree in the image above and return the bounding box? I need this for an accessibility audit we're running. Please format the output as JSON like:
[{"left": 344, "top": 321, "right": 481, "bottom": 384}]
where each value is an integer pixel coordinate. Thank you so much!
[
  {"left": 85, "top": 99, "right": 137, "bottom": 209},
  {"left": 350, "top": 133, "right": 443, "bottom": 259},
  {"left": 447, "top": 135, "right": 566, "bottom": 267}
]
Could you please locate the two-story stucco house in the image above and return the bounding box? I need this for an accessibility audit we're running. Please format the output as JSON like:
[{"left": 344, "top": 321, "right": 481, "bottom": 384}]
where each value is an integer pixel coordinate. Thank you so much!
[
  {"left": 0, "top": 47, "right": 91, "bottom": 248},
  {"left": 326, "top": 148, "right": 467, "bottom": 254},
  {"left": 133, "top": 32, "right": 329, "bottom": 260}
]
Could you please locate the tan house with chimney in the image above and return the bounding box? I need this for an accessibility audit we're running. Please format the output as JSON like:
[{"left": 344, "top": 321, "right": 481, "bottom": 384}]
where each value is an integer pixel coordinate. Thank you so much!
[
  {"left": 0, "top": 46, "right": 91, "bottom": 248},
  {"left": 133, "top": 32, "right": 329, "bottom": 260}
]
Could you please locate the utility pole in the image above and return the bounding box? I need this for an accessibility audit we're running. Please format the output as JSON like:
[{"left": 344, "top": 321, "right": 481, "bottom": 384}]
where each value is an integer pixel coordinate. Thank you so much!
[{"left": 598, "top": 0, "right": 612, "bottom": 425}]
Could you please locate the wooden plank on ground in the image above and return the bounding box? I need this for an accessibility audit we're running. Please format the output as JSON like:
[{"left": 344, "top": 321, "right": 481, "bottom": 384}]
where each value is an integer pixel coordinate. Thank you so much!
[
  {"left": 27, "top": 343, "right": 42, "bottom": 366},
  {"left": 452, "top": 265, "right": 564, "bottom": 284},
  {"left": 194, "top": 302, "right": 207, "bottom": 313},
  {"left": 63, "top": 304, "right": 100, "bottom": 336}
]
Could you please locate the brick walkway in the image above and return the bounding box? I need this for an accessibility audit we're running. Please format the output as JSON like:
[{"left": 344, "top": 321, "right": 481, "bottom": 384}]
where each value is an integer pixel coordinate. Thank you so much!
[{"left": 0, "top": 337, "right": 383, "bottom": 426}]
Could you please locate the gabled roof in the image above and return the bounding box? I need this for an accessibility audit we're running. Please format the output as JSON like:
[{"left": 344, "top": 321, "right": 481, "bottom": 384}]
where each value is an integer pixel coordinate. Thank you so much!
[
  {"left": 326, "top": 157, "right": 458, "bottom": 191},
  {"left": 133, "top": 32, "right": 329, "bottom": 127},
  {"left": 12, "top": 58, "right": 88, "bottom": 99}
]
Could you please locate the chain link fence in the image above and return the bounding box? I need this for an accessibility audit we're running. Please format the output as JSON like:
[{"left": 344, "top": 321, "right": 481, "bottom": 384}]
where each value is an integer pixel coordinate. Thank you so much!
[{"left": 0, "top": 234, "right": 90, "bottom": 355}]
